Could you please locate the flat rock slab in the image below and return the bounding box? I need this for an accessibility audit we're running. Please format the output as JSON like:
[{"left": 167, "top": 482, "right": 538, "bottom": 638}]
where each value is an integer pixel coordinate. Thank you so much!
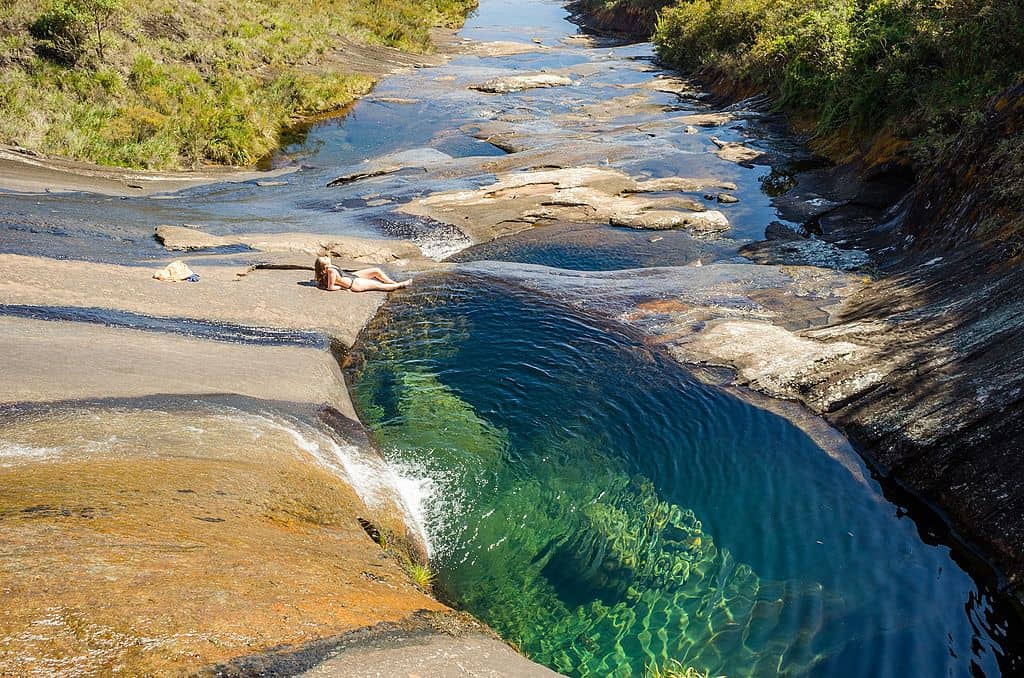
[
  {"left": 469, "top": 73, "right": 573, "bottom": 94},
  {"left": 610, "top": 209, "right": 729, "bottom": 233},
  {"left": 0, "top": 254, "right": 387, "bottom": 347},
  {"left": 153, "top": 225, "right": 422, "bottom": 263},
  {"left": 710, "top": 136, "right": 765, "bottom": 164},
  {"left": 301, "top": 631, "right": 563, "bottom": 677},
  {"left": 0, "top": 316, "right": 354, "bottom": 415},
  {"left": 400, "top": 167, "right": 734, "bottom": 243}
]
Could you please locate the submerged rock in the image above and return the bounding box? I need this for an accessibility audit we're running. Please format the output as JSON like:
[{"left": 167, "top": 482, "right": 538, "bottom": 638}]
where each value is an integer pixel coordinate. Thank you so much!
[{"left": 327, "top": 148, "right": 452, "bottom": 186}]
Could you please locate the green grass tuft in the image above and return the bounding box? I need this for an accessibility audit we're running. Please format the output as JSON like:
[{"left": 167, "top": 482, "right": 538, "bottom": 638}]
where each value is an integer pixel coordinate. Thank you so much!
[{"left": 406, "top": 562, "right": 436, "bottom": 591}]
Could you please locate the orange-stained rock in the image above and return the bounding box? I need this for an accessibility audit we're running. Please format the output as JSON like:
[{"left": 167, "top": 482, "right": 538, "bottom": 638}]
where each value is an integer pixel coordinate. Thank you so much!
[{"left": 0, "top": 444, "right": 446, "bottom": 675}]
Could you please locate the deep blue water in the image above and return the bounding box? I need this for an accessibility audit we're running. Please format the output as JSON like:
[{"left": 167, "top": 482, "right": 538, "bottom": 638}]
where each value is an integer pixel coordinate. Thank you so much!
[{"left": 353, "top": 276, "right": 1024, "bottom": 677}]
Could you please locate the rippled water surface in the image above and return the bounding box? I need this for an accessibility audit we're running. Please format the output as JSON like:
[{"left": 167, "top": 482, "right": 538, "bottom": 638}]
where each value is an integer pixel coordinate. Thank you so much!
[{"left": 352, "top": 276, "right": 1024, "bottom": 677}]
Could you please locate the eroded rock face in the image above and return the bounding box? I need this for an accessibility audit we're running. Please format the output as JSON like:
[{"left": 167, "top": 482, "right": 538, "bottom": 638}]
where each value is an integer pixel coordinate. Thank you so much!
[
  {"left": 0, "top": 407, "right": 442, "bottom": 676},
  {"left": 399, "top": 167, "right": 732, "bottom": 242}
]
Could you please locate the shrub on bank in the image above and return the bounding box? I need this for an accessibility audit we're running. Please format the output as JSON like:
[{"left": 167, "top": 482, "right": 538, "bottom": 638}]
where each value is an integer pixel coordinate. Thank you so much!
[
  {"left": 653, "top": 0, "right": 1024, "bottom": 160},
  {"left": 1, "top": 0, "right": 477, "bottom": 169}
]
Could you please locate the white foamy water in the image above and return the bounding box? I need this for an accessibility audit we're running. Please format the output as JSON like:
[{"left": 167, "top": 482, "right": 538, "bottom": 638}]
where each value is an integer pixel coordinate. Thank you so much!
[
  {"left": 237, "top": 412, "right": 439, "bottom": 554},
  {"left": 376, "top": 451, "right": 477, "bottom": 562},
  {"left": 417, "top": 231, "right": 473, "bottom": 260},
  {"left": 0, "top": 404, "right": 441, "bottom": 554},
  {"left": 0, "top": 442, "right": 63, "bottom": 467}
]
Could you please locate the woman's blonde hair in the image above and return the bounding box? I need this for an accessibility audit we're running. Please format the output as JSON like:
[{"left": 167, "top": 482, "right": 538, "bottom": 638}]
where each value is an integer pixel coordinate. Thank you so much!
[{"left": 314, "top": 256, "right": 331, "bottom": 288}]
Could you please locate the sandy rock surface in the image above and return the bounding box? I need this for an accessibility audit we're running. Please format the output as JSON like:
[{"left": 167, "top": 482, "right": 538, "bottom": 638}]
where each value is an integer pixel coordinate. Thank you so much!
[
  {"left": 300, "top": 630, "right": 562, "bottom": 677},
  {"left": 0, "top": 246, "right": 439, "bottom": 674},
  {"left": 0, "top": 253, "right": 405, "bottom": 342}
]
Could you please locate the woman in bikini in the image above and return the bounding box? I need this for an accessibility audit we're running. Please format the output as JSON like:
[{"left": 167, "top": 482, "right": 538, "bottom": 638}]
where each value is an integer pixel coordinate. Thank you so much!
[{"left": 314, "top": 256, "right": 411, "bottom": 292}]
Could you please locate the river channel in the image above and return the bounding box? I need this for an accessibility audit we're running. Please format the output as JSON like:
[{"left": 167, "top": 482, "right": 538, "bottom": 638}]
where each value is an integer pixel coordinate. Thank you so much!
[{"left": 3, "top": 0, "right": 1023, "bottom": 676}]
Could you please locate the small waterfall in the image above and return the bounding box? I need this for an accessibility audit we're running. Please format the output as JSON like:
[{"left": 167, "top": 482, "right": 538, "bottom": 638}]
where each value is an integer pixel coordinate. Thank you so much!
[{"left": 245, "top": 412, "right": 438, "bottom": 555}]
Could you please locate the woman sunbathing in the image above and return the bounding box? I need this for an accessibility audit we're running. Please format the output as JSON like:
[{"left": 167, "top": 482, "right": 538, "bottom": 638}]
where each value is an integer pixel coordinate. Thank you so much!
[{"left": 314, "top": 256, "right": 411, "bottom": 292}]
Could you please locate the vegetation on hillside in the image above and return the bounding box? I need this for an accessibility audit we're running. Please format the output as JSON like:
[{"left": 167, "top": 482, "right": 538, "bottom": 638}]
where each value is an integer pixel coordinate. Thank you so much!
[
  {"left": 0, "top": 0, "right": 476, "bottom": 169},
  {"left": 656, "top": 0, "right": 1023, "bottom": 158},
  {"left": 580, "top": 0, "right": 1024, "bottom": 164},
  {"left": 570, "top": 0, "right": 668, "bottom": 34}
]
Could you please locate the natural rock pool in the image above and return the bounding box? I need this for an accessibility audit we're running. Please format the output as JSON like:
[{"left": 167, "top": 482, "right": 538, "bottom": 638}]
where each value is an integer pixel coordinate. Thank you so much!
[{"left": 350, "top": 276, "right": 1023, "bottom": 677}]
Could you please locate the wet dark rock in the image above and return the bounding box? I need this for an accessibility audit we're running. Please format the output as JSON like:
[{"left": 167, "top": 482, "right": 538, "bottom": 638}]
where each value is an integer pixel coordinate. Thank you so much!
[
  {"left": 765, "top": 221, "right": 804, "bottom": 241},
  {"left": 739, "top": 237, "right": 871, "bottom": 271}
]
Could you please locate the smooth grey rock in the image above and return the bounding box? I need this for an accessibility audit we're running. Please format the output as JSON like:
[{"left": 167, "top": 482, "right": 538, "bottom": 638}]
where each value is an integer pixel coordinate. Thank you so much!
[{"left": 469, "top": 73, "right": 573, "bottom": 94}]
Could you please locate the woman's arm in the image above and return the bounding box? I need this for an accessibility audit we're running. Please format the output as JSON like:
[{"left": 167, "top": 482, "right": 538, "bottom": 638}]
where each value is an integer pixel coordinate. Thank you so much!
[{"left": 323, "top": 268, "right": 349, "bottom": 291}]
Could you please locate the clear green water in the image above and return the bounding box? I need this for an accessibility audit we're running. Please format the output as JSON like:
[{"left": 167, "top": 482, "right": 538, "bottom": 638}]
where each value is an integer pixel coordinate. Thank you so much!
[{"left": 352, "top": 276, "right": 1024, "bottom": 677}]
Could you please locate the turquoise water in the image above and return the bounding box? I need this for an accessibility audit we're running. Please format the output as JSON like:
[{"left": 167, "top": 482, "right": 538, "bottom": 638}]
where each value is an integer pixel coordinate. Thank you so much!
[{"left": 352, "top": 276, "right": 1024, "bottom": 677}]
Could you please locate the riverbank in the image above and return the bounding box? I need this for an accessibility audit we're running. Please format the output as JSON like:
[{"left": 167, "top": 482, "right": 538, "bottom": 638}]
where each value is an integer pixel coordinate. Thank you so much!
[
  {"left": 0, "top": 144, "right": 299, "bottom": 196},
  {"left": 0, "top": 234, "right": 429, "bottom": 672}
]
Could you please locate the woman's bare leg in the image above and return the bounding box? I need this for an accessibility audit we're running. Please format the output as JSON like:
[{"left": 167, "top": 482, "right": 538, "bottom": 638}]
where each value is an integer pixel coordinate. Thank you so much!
[
  {"left": 353, "top": 267, "right": 399, "bottom": 284},
  {"left": 349, "top": 278, "right": 410, "bottom": 292}
]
